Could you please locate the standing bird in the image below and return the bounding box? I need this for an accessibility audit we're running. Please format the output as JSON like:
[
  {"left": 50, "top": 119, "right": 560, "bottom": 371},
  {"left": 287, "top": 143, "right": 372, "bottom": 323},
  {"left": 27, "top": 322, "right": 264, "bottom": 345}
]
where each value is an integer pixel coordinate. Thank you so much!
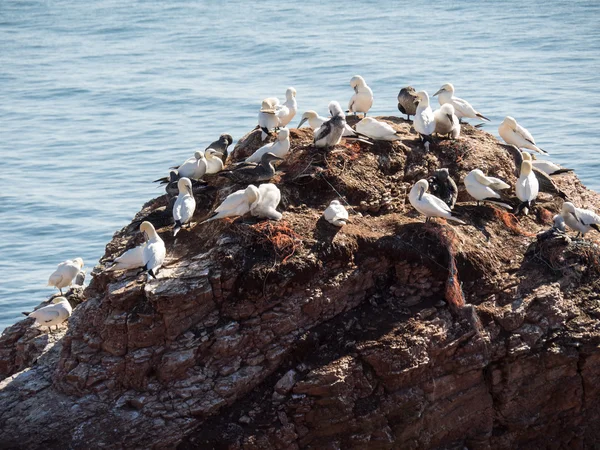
[
  {"left": 560, "top": 202, "right": 600, "bottom": 237},
  {"left": 515, "top": 160, "right": 539, "bottom": 215},
  {"left": 409, "top": 179, "right": 465, "bottom": 223},
  {"left": 220, "top": 152, "right": 283, "bottom": 184},
  {"left": 414, "top": 91, "right": 436, "bottom": 140},
  {"left": 397, "top": 86, "right": 418, "bottom": 121},
  {"left": 552, "top": 214, "right": 567, "bottom": 232},
  {"left": 258, "top": 97, "right": 281, "bottom": 140},
  {"left": 139, "top": 221, "right": 166, "bottom": 279},
  {"left": 323, "top": 200, "right": 349, "bottom": 226},
  {"left": 505, "top": 147, "right": 567, "bottom": 199},
  {"left": 314, "top": 101, "right": 346, "bottom": 149},
  {"left": 347, "top": 75, "right": 373, "bottom": 117},
  {"left": 355, "top": 117, "right": 401, "bottom": 141},
  {"left": 206, "top": 134, "right": 233, "bottom": 164},
  {"left": 173, "top": 177, "right": 196, "bottom": 236},
  {"left": 276, "top": 87, "right": 297, "bottom": 127},
  {"left": 204, "top": 148, "right": 225, "bottom": 174},
  {"left": 433, "top": 104, "right": 461, "bottom": 139},
  {"left": 246, "top": 127, "right": 291, "bottom": 163},
  {"left": 464, "top": 169, "right": 512, "bottom": 209},
  {"left": 432, "top": 83, "right": 490, "bottom": 122},
  {"left": 251, "top": 184, "right": 282, "bottom": 220},
  {"left": 24, "top": 297, "right": 72, "bottom": 331},
  {"left": 201, "top": 185, "right": 261, "bottom": 223},
  {"left": 498, "top": 116, "right": 547, "bottom": 154},
  {"left": 48, "top": 258, "right": 84, "bottom": 295},
  {"left": 530, "top": 154, "right": 572, "bottom": 176},
  {"left": 428, "top": 169, "right": 458, "bottom": 209}
]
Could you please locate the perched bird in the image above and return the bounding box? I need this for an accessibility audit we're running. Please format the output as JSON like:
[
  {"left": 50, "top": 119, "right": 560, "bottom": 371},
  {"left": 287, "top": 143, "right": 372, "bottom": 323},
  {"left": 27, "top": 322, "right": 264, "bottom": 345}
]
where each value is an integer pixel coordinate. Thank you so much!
[
  {"left": 355, "top": 117, "right": 401, "bottom": 141},
  {"left": 206, "top": 134, "right": 234, "bottom": 164},
  {"left": 48, "top": 258, "right": 84, "bottom": 295},
  {"left": 397, "top": 86, "right": 418, "bottom": 120},
  {"left": 154, "top": 151, "right": 207, "bottom": 184},
  {"left": 276, "top": 87, "right": 297, "bottom": 127},
  {"left": 24, "top": 297, "right": 72, "bottom": 331},
  {"left": 464, "top": 169, "right": 512, "bottom": 209},
  {"left": 258, "top": 97, "right": 280, "bottom": 140},
  {"left": 202, "top": 185, "right": 261, "bottom": 223},
  {"left": 323, "top": 200, "right": 349, "bottom": 226},
  {"left": 314, "top": 101, "right": 346, "bottom": 149},
  {"left": 561, "top": 202, "right": 600, "bottom": 237},
  {"left": 106, "top": 244, "right": 146, "bottom": 271},
  {"left": 498, "top": 116, "right": 547, "bottom": 154},
  {"left": 204, "top": 148, "right": 225, "bottom": 174},
  {"left": 433, "top": 104, "right": 460, "bottom": 139},
  {"left": 347, "top": 75, "right": 373, "bottom": 116},
  {"left": 297, "top": 110, "right": 327, "bottom": 130},
  {"left": 140, "top": 221, "right": 166, "bottom": 279},
  {"left": 220, "top": 152, "right": 283, "bottom": 184},
  {"left": 246, "top": 127, "right": 290, "bottom": 163},
  {"left": 74, "top": 270, "right": 86, "bottom": 286},
  {"left": 428, "top": 169, "right": 458, "bottom": 209},
  {"left": 251, "top": 184, "right": 282, "bottom": 220},
  {"left": 530, "top": 154, "right": 572, "bottom": 176},
  {"left": 432, "top": 83, "right": 490, "bottom": 122},
  {"left": 173, "top": 177, "right": 196, "bottom": 236},
  {"left": 414, "top": 91, "right": 436, "bottom": 139},
  {"left": 552, "top": 214, "right": 566, "bottom": 232},
  {"left": 515, "top": 160, "right": 539, "bottom": 215},
  {"left": 409, "top": 179, "right": 465, "bottom": 223}
]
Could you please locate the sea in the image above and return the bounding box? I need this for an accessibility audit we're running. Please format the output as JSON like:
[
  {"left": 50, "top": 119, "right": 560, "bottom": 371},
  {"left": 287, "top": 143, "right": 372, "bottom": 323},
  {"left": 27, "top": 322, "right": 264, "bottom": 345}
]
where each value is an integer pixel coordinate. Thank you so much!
[{"left": 1, "top": 0, "right": 599, "bottom": 331}]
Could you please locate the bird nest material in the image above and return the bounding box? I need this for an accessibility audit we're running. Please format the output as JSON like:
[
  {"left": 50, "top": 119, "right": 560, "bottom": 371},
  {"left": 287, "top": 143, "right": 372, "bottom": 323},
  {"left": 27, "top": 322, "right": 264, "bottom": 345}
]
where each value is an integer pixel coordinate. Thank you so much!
[
  {"left": 494, "top": 209, "right": 536, "bottom": 237},
  {"left": 239, "top": 221, "right": 304, "bottom": 263}
]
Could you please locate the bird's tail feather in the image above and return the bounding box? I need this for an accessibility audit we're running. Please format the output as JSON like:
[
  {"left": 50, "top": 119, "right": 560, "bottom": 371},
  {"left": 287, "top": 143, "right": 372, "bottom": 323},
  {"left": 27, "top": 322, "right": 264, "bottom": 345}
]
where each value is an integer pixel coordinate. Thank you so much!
[
  {"left": 484, "top": 198, "right": 513, "bottom": 210},
  {"left": 552, "top": 169, "right": 573, "bottom": 176},
  {"left": 173, "top": 220, "right": 182, "bottom": 236},
  {"left": 591, "top": 224, "right": 600, "bottom": 233},
  {"left": 22, "top": 311, "right": 32, "bottom": 316}
]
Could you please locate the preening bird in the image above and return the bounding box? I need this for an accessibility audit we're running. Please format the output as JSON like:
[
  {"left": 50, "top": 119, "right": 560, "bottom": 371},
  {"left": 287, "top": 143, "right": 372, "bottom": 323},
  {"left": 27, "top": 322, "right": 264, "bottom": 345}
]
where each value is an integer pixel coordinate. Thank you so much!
[
  {"left": 246, "top": 127, "right": 290, "bottom": 163},
  {"left": 409, "top": 179, "right": 465, "bottom": 223},
  {"left": 24, "top": 297, "right": 72, "bottom": 331},
  {"left": 140, "top": 221, "right": 166, "bottom": 279},
  {"left": 202, "top": 185, "right": 261, "bottom": 223},
  {"left": 323, "top": 200, "right": 349, "bottom": 226},
  {"left": 347, "top": 75, "right": 373, "bottom": 116},
  {"left": 173, "top": 177, "right": 196, "bottom": 236},
  {"left": 355, "top": 117, "right": 401, "bottom": 141},
  {"left": 433, "top": 83, "right": 490, "bottom": 122},
  {"left": 258, "top": 97, "right": 281, "bottom": 140},
  {"left": 276, "top": 87, "right": 297, "bottom": 127},
  {"left": 464, "top": 169, "right": 512, "bottom": 209},
  {"left": 560, "top": 202, "right": 600, "bottom": 237},
  {"left": 428, "top": 169, "right": 458, "bottom": 209},
  {"left": 414, "top": 91, "right": 436, "bottom": 138},
  {"left": 204, "top": 148, "right": 225, "bottom": 174},
  {"left": 314, "top": 101, "right": 346, "bottom": 149},
  {"left": 515, "top": 160, "right": 539, "bottom": 215},
  {"left": 251, "top": 183, "right": 282, "bottom": 220},
  {"left": 498, "top": 116, "right": 547, "bottom": 154},
  {"left": 397, "top": 86, "right": 418, "bottom": 120},
  {"left": 48, "top": 258, "right": 84, "bottom": 295},
  {"left": 433, "top": 104, "right": 460, "bottom": 139},
  {"left": 220, "top": 152, "right": 283, "bottom": 184},
  {"left": 206, "top": 134, "right": 233, "bottom": 164}
]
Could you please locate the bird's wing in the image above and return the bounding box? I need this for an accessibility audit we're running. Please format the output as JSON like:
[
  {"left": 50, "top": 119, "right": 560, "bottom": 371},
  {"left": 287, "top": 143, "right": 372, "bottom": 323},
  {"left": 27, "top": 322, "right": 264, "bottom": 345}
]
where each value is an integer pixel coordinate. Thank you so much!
[
  {"left": 501, "top": 144, "right": 523, "bottom": 177},
  {"left": 452, "top": 97, "right": 476, "bottom": 116},
  {"left": 314, "top": 120, "right": 333, "bottom": 143},
  {"left": 576, "top": 208, "right": 600, "bottom": 226},
  {"left": 516, "top": 123, "right": 536, "bottom": 145},
  {"left": 348, "top": 94, "right": 357, "bottom": 112},
  {"left": 425, "top": 193, "right": 452, "bottom": 213},
  {"left": 215, "top": 190, "right": 247, "bottom": 213},
  {"left": 30, "top": 308, "right": 60, "bottom": 323},
  {"left": 532, "top": 168, "right": 561, "bottom": 196},
  {"left": 487, "top": 177, "right": 511, "bottom": 190}
]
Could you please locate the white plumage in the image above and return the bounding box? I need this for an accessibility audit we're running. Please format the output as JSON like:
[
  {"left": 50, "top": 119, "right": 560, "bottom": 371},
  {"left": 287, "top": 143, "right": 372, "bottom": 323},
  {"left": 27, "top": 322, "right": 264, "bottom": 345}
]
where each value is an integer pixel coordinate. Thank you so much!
[
  {"left": 177, "top": 151, "right": 207, "bottom": 180},
  {"left": 409, "top": 179, "right": 465, "bottom": 223},
  {"left": 348, "top": 75, "right": 373, "bottom": 116},
  {"left": 464, "top": 169, "right": 511, "bottom": 208},
  {"left": 173, "top": 177, "right": 196, "bottom": 236},
  {"left": 48, "top": 258, "right": 84, "bottom": 294},
  {"left": 515, "top": 160, "right": 539, "bottom": 215},
  {"left": 251, "top": 184, "right": 282, "bottom": 220},
  {"left": 414, "top": 91, "right": 436, "bottom": 137},
  {"left": 258, "top": 97, "right": 281, "bottom": 141},
  {"left": 140, "top": 221, "right": 166, "bottom": 279},
  {"left": 355, "top": 117, "right": 400, "bottom": 141},
  {"left": 433, "top": 83, "right": 489, "bottom": 121},
  {"left": 204, "top": 149, "right": 224, "bottom": 174},
  {"left": 246, "top": 128, "right": 290, "bottom": 163},
  {"left": 203, "top": 185, "right": 261, "bottom": 222},
  {"left": 277, "top": 87, "right": 297, "bottom": 127},
  {"left": 27, "top": 297, "right": 72, "bottom": 330},
  {"left": 323, "top": 200, "right": 349, "bottom": 226},
  {"left": 498, "top": 116, "right": 546, "bottom": 154},
  {"left": 297, "top": 110, "right": 326, "bottom": 130},
  {"left": 561, "top": 202, "right": 600, "bottom": 236},
  {"left": 108, "top": 244, "right": 146, "bottom": 271},
  {"left": 433, "top": 104, "right": 461, "bottom": 139},
  {"left": 314, "top": 101, "right": 346, "bottom": 149}
]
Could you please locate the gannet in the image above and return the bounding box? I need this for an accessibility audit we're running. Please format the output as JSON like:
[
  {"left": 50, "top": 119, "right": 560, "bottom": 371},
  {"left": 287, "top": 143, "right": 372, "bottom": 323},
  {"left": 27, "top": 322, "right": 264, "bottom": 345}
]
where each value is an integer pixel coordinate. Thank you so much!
[
  {"left": 409, "top": 179, "right": 465, "bottom": 223},
  {"left": 464, "top": 169, "right": 512, "bottom": 209},
  {"left": 140, "top": 221, "right": 166, "bottom": 279},
  {"left": 107, "top": 244, "right": 146, "bottom": 271},
  {"left": 553, "top": 214, "right": 566, "bottom": 232},
  {"left": 246, "top": 128, "right": 290, "bottom": 163},
  {"left": 355, "top": 117, "right": 401, "bottom": 141},
  {"left": 561, "top": 202, "right": 600, "bottom": 237},
  {"left": 173, "top": 177, "right": 196, "bottom": 236},
  {"left": 414, "top": 91, "right": 436, "bottom": 138},
  {"left": 277, "top": 87, "right": 297, "bottom": 127},
  {"left": 74, "top": 270, "right": 86, "bottom": 286},
  {"left": 428, "top": 169, "right": 458, "bottom": 209},
  {"left": 314, "top": 101, "right": 346, "bottom": 149},
  {"left": 498, "top": 116, "right": 547, "bottom": 154},
  {"left": 397, "top": 86, "right": 418, "bottom": 120},
  {"left": 433, "top": 104, "right": 460, "bottom": 139},
  {"left": 206, "top": 134, "right": 234, "bottom": 164},
  {"left": 220, "top": 152, "right": 282, "bottom": 184},
  {"left": 25, "top": 297, "right": 72, "bottom": 331},
  {"left": 433, "top": 83, "right": 489, "bottom": 122},
  {"left": 202, "top": 185, "right": 261, "bottom": 223},
  {"left": 323, "top": 200, "right": 349, "bottom": 226},
  {"left": 298, "top": 110, "right": 327, "bottom": 130},
  {"left": 251, "top": 183, "right": 282, "bottom": 220},
  {"left": 515, "top": 160, "right": 539, "bottom": 215},
  {"left": 48, "top": 258, "right": 84, "bottom": 295},
  {"left": 530, "top": 154, "right": 572, "bottom": 176},
  {"left": 204, "top": 148, "right": 224, "bottom": 174},
  {"left": 347, "top": 75, "right": 373, "bottom": 116},
  {"left": 154, "top": 151, "right": 207, "bottom": 184},
  {"left": 258, "top": 97, "right": 280, "bottom": 140}
]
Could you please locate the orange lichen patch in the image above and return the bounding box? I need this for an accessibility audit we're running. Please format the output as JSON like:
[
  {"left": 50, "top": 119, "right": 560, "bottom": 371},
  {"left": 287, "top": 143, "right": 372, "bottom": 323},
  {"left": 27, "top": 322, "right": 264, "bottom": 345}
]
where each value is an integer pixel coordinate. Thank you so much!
[
  {"left": 494, "top": 209, "right": 536, "bottom": 237},
  {"left": 251, "top": 221, "right": 304, "bottom": 263}
]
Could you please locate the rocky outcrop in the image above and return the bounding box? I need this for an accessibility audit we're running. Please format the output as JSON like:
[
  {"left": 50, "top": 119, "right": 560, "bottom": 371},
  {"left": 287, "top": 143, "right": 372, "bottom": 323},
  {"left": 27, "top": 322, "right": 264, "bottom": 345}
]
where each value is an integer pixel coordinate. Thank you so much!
[{"left": 2, "top": 118, "right": 600, "bottom": 449}]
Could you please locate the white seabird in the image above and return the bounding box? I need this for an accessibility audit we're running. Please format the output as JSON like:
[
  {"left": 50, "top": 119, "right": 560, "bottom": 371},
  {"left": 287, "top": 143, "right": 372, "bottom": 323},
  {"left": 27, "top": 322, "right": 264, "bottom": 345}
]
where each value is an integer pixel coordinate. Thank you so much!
[
  {"left": 258, "top": 97, "right": 281, "bottom": 140},
  {"left": 140, "top": 221, "right": 166, "bottom": 279},
  {"left": 323, "top": 200, "right": 349, "bottom": 226},
  {"left": 561, "top": 202, "right": 600, "bottom": 237},
  {"left": 433, "top": 104, "right": 461, "bottom": 139},
  {"left": 276, "top": 87, "right": 297, "bottom": 127},
  {"left": 498, "top": 116, "right": 547, "bottom": 154},
  {"left": 553, "top": 214, "right": 566, "bottom": 232},
  {"left": 432, "top": 83, "right": 490, "bottom": 122},
  {"left": 25, "top": 297, "right": 72, "bottom": 331},
  {"left": 530, "top": 154, "right": 572, "bottom": 176},
  {"left": 355, "top": 117, "right": 401, "bottom": 141},
  {"left": 515, "top": 160, "right": 539, "bottom": 215},
  {"left": 297, "top": 110, "right": 327, "bottom": 130},
  {"left": 175, "top": 151, "right": 207, "bottom": 180},
  {"left": 414, "top": 91, "right": 436, "bottom": 138},
  {"left": 409, "top": 179, "right": 465, "bottom": 223},
  {"left": 107, "top": 244, "right": 146, "bottom": 271},
  {"left": 347, "top": 75, "right": 373, "bottom": 117},
  {"left": 48, "top": 258, "right": 84, "bottom": 295},
  {"left": 173, "top": 177, "right": 196, "bottom": 236},
  {"left": 202, "top": 185, "right": 261, "bottom": 223},
  {"left": 464, "top": 169, "right": 512, "bottom": 209},
  {"left": 251, "top": 183, "right": 282, "bottom": 220},
  {"left": 314, "top": 101, "right": 346, "bottom": 149},
  {"left": 204, "top": 148, "right": 225, "bottom": 174},
  {"left": 246, "top": 127, "right": 290, "bottom": 163}
]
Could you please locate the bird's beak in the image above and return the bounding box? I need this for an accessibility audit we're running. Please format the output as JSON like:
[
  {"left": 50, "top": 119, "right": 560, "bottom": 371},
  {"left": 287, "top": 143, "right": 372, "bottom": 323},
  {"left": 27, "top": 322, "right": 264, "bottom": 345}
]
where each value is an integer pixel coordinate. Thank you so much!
[
  {"left": 143, "top": 231, "right": 149, "bottom": 241},
  {"left": 272, "top": 155, "right": 284, "bottom": 161},
  {"left": 413, "top": 99, "right": 420, "bottom": 105},
  {"left": 433, "top": 88, "right": 443, "bottom": 97},
  {"left": 353, "top": 86, "right": 358, "bottom": 93},
  {"left": 297, "top": 118, "right": 307, "bottom": 128},
  {"left": 447, "top": 114, "right": 453, "bottom": 123},
  {"left": 418, "top": 186, "right": 425, "bottom": 201},
  {"left": 187, "top": 186, "right": 193, "bottom": 195}
]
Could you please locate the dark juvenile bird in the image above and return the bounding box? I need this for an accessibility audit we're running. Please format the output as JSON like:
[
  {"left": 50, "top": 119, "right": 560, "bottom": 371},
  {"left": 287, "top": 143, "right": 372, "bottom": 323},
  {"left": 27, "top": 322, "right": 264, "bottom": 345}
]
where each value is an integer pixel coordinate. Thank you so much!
[
  {"left": 314, "top": 101, "right": 346, "bottom": 150},
  {"left": 219, "top": 152, "right": 283, "bottom": 184},
  {"left": 206, "top": 134, "right": 234, "bottom": 164},
  {"left": 428, "top": 168, "right": 458, "bottom": 209},
  {"left": 397, "top": 86, "right": 418, "bottom": 120}
]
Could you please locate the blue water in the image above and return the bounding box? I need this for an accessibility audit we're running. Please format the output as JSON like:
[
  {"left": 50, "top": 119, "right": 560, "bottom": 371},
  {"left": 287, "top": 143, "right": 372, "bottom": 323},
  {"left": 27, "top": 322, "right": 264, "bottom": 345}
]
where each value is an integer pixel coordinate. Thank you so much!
[{"left": 1, "top": 1, "right": 599, "bottom": 331}]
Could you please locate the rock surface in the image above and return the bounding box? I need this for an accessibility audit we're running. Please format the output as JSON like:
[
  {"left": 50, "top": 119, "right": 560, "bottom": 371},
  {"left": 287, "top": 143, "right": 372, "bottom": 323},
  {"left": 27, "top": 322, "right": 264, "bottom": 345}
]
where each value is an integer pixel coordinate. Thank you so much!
[{"left": 2, "top": 118, "right": 600, "bottom": 449}]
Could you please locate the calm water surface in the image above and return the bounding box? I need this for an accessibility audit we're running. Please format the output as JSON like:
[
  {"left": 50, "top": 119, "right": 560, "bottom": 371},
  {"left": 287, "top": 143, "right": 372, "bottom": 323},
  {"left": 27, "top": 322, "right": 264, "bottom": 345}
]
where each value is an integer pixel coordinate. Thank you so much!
[{"left": 1, "top": 1, "right": 599, "bottom": 330}]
